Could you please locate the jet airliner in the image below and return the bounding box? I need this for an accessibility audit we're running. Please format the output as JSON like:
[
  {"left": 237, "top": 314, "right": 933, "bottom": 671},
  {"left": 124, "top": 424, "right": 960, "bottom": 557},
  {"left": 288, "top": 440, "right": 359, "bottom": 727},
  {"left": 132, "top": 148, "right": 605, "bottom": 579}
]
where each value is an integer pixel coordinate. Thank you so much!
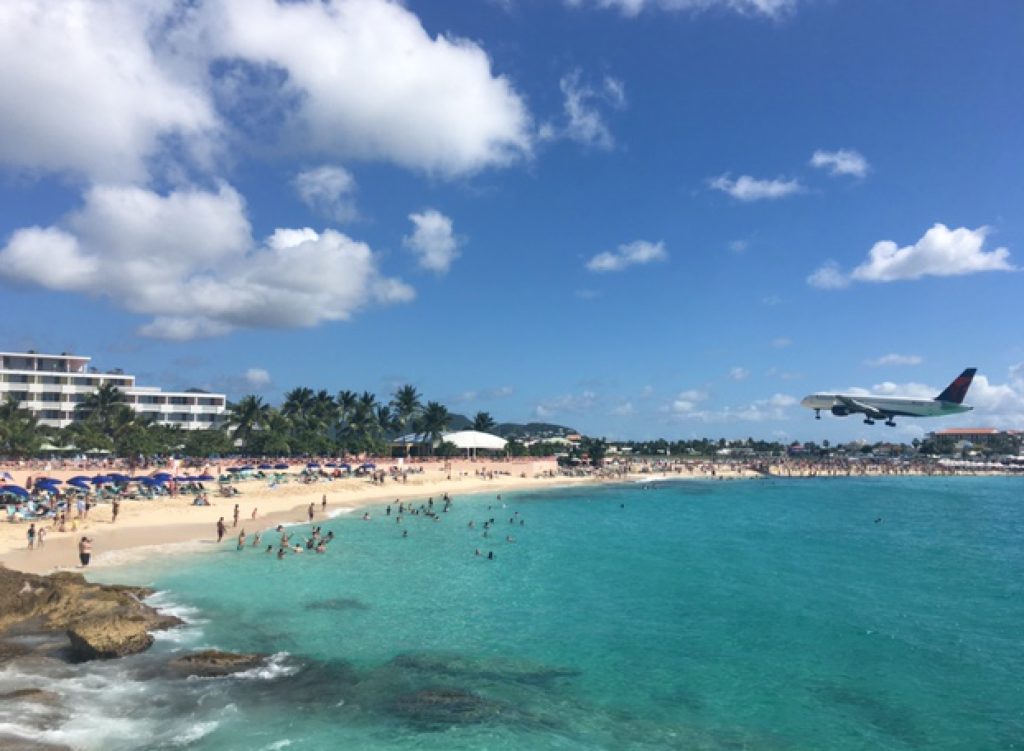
[{"left": 800, "top": 368, "right": 976, "bottom": 426}]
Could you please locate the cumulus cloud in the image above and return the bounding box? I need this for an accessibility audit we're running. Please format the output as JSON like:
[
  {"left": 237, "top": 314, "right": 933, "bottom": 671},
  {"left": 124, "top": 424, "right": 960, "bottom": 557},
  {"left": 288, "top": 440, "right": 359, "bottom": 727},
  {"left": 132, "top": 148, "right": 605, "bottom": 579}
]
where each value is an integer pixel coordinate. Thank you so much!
[
  {"left": 403, "top": 210, "right": 462, "bottom": 274},
  {"left": 246, "top": 368, "right": 272, "bottom": 389},
  {"left": 586, "top": 240, "right": 667, "bottom": 272},
  {"left": 0, "top": 0, "right": 534, "bottom": 183},
  {"left": 866, "top": 354, "right": 922, "bottom": 367},
  {"left": 708, "top": 174, "right": 803, "bottom": 201},
  {"left": 534, "top": 391, "right": 598, "bottom": 419},
  {"left": 0, "top": 0, "right": 219, "bottom": 183},
  {"left": 540, "top": 70, "right": 626, "bottom": 150},
  {"left": 565, "top": 0, "right": 801, "bottom": 19},
  {"left": 810, "top": 149, "right": 870, "bottom": 178},
  {"left": 808, "top": 224, "right": 1015, "bottom": 288},
  {"left": 0, "top": 183, "right": 414, "bottom": 340},
  {"left": 294, "top": 165, "right": 359, "bottom": 223},
  {"left": 728, "top": 367, "right": 750, "bottom": 381},
  {"left": 202, "top": 0, "right": 532, "bottom": 176}
]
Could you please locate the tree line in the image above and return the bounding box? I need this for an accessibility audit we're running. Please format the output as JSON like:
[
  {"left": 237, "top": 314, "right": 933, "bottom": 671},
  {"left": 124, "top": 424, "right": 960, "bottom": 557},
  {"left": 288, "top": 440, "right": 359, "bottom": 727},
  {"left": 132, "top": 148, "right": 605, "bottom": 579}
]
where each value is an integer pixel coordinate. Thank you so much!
[{"left": 0, "top": 383, "right": 516, "bottom": 459}]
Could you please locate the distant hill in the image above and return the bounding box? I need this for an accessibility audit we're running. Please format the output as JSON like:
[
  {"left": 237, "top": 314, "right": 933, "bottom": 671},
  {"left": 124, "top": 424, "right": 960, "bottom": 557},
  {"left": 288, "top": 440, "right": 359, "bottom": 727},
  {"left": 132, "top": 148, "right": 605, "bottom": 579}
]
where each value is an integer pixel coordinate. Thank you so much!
[{"left": 446, "top": 415, "right": 576, "bottom": 441}]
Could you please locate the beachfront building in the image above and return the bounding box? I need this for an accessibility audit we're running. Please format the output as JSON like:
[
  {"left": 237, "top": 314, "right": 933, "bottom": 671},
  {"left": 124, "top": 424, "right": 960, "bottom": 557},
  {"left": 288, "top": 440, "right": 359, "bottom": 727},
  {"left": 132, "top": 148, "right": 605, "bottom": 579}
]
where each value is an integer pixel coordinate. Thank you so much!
[{"left": 0, "top": 351, "right": 226, "bottom": 430}]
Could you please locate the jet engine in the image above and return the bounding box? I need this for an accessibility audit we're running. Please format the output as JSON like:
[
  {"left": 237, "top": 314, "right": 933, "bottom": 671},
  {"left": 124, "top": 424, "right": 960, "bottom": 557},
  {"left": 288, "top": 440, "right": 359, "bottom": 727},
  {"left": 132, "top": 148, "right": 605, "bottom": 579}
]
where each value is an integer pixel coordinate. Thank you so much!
[{"left": 830, "top": 405, "right": 852, "bottom": 417}]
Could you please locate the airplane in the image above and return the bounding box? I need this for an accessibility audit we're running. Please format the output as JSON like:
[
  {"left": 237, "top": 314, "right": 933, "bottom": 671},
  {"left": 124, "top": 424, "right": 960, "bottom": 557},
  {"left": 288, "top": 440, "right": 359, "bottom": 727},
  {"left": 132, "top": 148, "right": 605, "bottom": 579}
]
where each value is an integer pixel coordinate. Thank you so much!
[{"left": 800, "top": 368, "right": 977, "bottom": 427}]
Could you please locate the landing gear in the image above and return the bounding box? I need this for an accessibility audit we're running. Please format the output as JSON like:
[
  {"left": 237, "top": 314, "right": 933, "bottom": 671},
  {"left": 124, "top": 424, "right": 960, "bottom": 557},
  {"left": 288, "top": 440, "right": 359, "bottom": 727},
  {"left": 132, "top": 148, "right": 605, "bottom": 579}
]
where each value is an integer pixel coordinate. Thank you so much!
[
  {"left": 814, "top": 409, "right": 821, "bottom": 420},
  {"left": 864, "top": 418, "right": 875, "bottom": 425},
  {"left": 885, "top": 420, "right": 896, "bottom": 427}
]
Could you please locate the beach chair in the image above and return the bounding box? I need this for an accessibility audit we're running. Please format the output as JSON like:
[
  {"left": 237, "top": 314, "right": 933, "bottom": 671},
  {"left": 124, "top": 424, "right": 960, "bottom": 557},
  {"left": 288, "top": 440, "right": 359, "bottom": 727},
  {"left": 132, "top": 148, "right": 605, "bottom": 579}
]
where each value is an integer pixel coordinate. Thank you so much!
[{"left": 5, "top": 505, "right": 21, "bottom": 523}]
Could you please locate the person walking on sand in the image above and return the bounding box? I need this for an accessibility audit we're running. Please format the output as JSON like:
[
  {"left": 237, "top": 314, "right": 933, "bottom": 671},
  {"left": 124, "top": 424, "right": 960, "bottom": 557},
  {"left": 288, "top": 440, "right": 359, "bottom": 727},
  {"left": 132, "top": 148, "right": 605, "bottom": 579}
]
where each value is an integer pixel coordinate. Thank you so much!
[
  {"left": 321, "top": 494, "right": 327, "bottom": 512},
  {"left": 233, "top": 504, "right": 240, "bottom": 528},
  {"left": 111, "top": 498, "right": 120, "bottom": 524},
  {"left": 216, "top": 517, "right": 227, "bottom": 543},
  {"left": 308, "top": 502, "right": 315, "bottom": 522},
  {"left": 78, "top": 536, "right": 92, "bottom": 567},
  {"left": 27, "top": 523, "right": 36, "bottom": 550}
]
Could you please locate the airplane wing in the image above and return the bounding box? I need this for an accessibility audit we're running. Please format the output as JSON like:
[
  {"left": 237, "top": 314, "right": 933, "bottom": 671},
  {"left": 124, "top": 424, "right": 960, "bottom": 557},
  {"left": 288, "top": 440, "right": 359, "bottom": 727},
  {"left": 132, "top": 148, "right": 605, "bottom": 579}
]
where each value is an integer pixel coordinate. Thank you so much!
[{"left": 836, "top": 396, "right": 889, "bottom": 420}]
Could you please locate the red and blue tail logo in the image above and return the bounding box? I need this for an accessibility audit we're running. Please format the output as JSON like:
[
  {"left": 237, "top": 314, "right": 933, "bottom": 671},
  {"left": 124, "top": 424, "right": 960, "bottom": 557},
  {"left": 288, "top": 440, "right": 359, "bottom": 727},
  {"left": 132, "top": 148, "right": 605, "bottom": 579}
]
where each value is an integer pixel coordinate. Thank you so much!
[{"left": 936, "top": 368, "right": 977, "bottom": 404}]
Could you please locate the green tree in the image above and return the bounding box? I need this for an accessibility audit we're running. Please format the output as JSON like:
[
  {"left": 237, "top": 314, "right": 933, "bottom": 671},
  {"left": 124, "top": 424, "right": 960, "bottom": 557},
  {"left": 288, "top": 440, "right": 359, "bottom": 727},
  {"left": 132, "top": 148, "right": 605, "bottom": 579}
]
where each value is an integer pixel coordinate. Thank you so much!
[
  {"left": 75, "top": 382, "right": 130, "bottom": 437},
  {"left": 415, "top": 401, "right": 451, "bottom": 456},
  {"left": 0, "top": 394, "right": 44, "bottom": 457},
  {"left": 223, "top": 395, "right": 270, "bottom": 451},
  {"left": 472, "top": 411, "right": 497, "bottom": 433}
]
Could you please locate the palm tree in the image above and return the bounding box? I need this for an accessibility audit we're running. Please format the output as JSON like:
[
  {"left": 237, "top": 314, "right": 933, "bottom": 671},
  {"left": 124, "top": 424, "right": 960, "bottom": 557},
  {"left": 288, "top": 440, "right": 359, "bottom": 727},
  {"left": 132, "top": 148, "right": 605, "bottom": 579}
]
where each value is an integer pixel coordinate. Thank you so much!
[
  {"left": 391, "top": 384, "right": 422, "bottom": 432},
  {"left": 415, "top": 401, "right": 451, "bottom": 456},
  {"left": 223, "top": 395, "right": 270, "bottom": 450},
  {"left": 282, "top": 387, "right": 315, "bottom": 427},
  {"left": 472, "top": 411, "right": 497, "bottom": 433},
  {"left": 76, "top": 381, "right": 129, "bottom": 436},
  {"left": 0, "top": 394, "right": 43, "bottom": 457}
]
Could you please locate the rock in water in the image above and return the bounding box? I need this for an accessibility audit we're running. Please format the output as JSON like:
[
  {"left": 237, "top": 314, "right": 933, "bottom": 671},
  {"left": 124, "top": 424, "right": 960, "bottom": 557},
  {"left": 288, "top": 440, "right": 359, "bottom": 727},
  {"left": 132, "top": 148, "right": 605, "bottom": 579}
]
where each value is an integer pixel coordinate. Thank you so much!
[
  {"left": 0, "top": 566, "right": 183, "bottom": 662},
  {"left": 391, "top": 688, "right": 503, "bottom": 726},
  {"left": 167, "top": 650, "right": 269, "bottom": 678}
]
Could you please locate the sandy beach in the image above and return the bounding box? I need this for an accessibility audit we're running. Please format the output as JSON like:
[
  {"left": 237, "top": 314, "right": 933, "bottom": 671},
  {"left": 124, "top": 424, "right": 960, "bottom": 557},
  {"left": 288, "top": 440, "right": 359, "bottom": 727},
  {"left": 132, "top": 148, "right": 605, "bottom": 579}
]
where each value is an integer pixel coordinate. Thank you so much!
[
  {"left": 0, "top": 458, "right": 630, "bottom": 574},
  {"left": 3, "top": 455, "right": 1006, "bottom": 575}
]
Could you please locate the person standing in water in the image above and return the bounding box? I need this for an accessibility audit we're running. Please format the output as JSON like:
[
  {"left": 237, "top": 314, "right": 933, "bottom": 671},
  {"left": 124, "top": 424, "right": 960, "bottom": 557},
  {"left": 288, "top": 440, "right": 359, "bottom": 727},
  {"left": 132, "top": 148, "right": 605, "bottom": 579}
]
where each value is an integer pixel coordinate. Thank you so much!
[
  {"left": 216, "top": 517, "right": 227, "bottom": 543},
  {"left": 78, "top": 537, "right": 92, "bottom": 567}
]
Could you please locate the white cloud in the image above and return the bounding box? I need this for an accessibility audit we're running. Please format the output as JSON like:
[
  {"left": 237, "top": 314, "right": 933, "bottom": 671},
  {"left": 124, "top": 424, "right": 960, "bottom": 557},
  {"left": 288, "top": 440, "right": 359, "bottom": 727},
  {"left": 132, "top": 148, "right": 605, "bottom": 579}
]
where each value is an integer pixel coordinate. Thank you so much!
[
  {"left": 0, "top": 183, "right": 414, "bottom": 340},
  {"left": 0, "top": 0, "right": 219, "bottom": 183},
  {"left": 728, "top": 367, "right": 750, "bottom": 381},
  {"left": 403, "top": 210, "right": 462, "bottom": 274},
  {"left": 294, "top": 165, "right": 358, "bottom": 223},
  {"left": 771, "top": 337, "right": 793, "bottom": 348},
  {"left": 540, "top": 70, "right": 626, "bottom": 150},
  {"left": 246, "top": 368, "right": 272, "bottom": 389},
  {"left": 810, "top": 149, "right": 869, "bottom": 178},
  {"left": 565, "top": 0, "right": 800, "bottom": 19},
  {"left": 866, "top": 354, "right": 922, "bottom": 367},
  {"left": 708, "top": 174, "right": 803, "bottom": 201},
  {"left": 203, "top": 0, "right": 532, "bottom": 176},
  {"left": 806, "top": 261, "right": 848, "bottom": 289},
  {"left": 809, "top": 224, "right": 1015, "bottom": 288},
  {"left": 586, "top": 240, "right": 667, "bottom": 272},
  {"left": 534, "top": 391, "right": 598, "bottom": 419}
]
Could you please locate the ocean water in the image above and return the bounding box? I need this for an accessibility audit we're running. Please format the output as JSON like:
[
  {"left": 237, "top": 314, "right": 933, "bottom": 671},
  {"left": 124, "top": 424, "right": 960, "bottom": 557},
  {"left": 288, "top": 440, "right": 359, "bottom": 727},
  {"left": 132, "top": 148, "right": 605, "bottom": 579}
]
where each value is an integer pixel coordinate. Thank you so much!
[{"left": 2, "top": 476, "right": 1022, "bottom": 750}]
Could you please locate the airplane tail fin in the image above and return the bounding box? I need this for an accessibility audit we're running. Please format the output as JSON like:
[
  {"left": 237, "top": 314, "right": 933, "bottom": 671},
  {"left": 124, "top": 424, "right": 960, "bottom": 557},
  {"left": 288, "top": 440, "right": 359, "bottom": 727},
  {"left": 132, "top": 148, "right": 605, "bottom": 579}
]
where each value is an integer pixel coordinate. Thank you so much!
[{"left": 935, "top": 368, "right": 977, "bottom": 404}]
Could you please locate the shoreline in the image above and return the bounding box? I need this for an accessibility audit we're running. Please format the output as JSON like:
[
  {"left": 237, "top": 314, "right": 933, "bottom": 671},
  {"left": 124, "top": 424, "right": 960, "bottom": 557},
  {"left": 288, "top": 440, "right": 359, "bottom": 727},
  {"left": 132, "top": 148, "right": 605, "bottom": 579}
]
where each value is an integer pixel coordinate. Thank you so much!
[
  {"left": 2, "top": 458, "right": 1017, "bottom": 576},
  {"left": 0, "top": 459, "right": 625, "bottom": 575}
]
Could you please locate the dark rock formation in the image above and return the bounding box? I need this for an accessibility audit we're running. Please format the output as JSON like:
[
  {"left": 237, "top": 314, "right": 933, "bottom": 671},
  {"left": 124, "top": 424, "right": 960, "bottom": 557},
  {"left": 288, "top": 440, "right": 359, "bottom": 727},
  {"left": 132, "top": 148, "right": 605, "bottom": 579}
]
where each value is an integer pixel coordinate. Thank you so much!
[
  {"left": 0, "top": 565, "right": 183, "bottom": 662},
  {"left": 391, "top": 688, "right": 505, "bottom": 726},
  {"left": 166, "top": 649, "right": 269, "bottom": 678}
]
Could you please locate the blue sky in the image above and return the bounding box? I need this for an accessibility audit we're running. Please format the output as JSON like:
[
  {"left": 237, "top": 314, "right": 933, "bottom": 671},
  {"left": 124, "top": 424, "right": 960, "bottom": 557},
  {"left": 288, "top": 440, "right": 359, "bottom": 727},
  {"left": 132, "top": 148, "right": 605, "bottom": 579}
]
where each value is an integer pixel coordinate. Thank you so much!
[{"left": 1, "top": 0, "right": 1021, "bottom": 443}]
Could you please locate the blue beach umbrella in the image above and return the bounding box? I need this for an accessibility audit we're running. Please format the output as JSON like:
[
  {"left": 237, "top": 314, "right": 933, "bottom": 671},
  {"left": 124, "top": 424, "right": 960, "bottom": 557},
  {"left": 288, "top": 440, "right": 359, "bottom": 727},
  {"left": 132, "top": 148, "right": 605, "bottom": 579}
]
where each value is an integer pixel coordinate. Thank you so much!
[
  {"left": 0, "top": 485, "right": 30, "bottom": 498},
  {"left": 68, "top": 479, "right": 91, "bottom": 491},
  {"left": 69, "top": 475, "right": 92, "bottom": 482},
  {"left": 197, "top": 474, "right": 215, "bottom": 481},
  {"left": 274, "top": 463, "right": 290, "bottom": 470}
]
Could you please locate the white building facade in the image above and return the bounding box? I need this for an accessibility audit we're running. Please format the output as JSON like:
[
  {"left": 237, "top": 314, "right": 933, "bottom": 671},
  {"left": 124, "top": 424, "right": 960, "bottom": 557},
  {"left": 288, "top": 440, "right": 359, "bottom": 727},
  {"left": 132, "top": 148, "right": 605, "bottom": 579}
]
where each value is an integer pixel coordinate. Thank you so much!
[{"left": 0, "top": 351, "right": 226, "bottom": 430}]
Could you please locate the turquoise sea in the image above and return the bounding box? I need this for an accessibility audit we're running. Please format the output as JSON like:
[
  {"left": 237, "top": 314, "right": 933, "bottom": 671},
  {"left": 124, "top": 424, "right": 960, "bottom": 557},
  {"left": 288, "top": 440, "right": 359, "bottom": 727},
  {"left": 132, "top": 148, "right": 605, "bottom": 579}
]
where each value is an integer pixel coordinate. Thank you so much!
[{"left": 2, "top": 476, "right": 1022, "bottom": 750}]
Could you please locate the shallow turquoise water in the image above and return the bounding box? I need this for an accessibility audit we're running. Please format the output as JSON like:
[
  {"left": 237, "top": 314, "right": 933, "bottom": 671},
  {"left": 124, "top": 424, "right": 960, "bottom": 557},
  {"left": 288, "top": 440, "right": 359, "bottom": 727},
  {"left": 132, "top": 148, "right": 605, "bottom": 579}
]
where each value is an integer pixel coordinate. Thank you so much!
[{"left": 2, "top": 476, "right": 1022, "bottom": 750}]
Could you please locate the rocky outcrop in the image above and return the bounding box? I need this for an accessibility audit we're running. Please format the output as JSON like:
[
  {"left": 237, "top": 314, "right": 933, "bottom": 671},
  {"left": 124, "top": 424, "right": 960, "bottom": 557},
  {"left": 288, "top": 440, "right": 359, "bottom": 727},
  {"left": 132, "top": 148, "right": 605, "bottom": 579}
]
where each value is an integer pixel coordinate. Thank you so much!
[
  {"left": 0, "top": 566, "right": 183, "bottom": 662},
  {"left": 167, "top": 649, "right": 268, "bottom": 678}
]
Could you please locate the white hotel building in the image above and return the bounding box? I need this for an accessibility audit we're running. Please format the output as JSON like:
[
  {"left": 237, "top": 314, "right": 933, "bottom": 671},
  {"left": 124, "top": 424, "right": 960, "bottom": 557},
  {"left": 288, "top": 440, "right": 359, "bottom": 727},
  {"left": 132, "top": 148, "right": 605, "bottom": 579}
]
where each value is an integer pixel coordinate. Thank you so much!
[{"left": 0, "top": 351, "right": 226, "bottom": 430}]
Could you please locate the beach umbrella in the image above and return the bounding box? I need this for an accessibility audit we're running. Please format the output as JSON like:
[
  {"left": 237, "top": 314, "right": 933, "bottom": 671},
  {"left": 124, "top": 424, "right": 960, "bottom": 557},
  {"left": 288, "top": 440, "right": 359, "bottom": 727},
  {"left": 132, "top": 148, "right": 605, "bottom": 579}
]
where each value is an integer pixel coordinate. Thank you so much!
[
  {"left": 0, "top": 485, "right": 30, "bottom": 498},
  {"left": 340, "top": 463, "right": 352, "bottom": 470},
  {"left": 274, "top": 463, "right": 290, "bottom": 470},
  {"left": 197, "top": 474, "right": 215, "bottom": 481},
  {"left": 2, "top": 471, "right": 13, "bottom": 481},
  {"left": 68, "top": 479, "right": 91, "bottom": 490},
  {"left": 306, "top": 463, "right": 320, "bottom": 469},
  {"left": 152, "top": 472, "right": 174, "bottom": 480},
  {"left": 258, "top": 463, "right": 274, "bottom": 470},
  {"left": 359, "top": 463, "right": 376, "bottom": 470},
  {"left": 69, "top": 475, "right": 92, "bottom": 482}
]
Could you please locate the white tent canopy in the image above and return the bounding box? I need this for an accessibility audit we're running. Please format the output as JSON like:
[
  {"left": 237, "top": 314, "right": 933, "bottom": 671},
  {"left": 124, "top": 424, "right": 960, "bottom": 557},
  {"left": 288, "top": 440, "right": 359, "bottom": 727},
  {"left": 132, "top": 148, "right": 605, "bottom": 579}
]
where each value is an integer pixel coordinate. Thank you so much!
[{"left": 442, "top": 430, "right": 507, "bottom": 451}]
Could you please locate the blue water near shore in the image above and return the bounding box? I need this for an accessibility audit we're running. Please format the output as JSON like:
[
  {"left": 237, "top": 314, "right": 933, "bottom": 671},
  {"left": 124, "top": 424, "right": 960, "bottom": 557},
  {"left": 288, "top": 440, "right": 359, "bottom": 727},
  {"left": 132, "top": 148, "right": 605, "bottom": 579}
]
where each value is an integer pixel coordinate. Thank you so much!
[{"left": 3, "top": 476, "right": 1023, "bottom": 750}]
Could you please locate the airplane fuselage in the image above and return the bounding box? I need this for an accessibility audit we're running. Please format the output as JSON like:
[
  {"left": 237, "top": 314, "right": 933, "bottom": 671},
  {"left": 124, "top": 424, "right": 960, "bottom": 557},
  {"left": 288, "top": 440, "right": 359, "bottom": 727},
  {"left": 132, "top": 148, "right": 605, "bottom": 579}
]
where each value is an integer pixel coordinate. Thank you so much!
[{"left": 800, "top": 394, "right": 972, "bottom": 419}]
